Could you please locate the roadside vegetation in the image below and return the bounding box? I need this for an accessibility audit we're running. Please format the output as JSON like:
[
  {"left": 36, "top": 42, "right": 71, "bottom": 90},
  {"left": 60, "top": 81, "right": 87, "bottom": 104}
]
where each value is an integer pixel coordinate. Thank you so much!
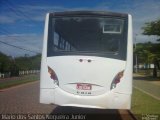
[
  {"left": 134, "top": 19, "right": 160, "bottom": 77},
  {"left": 131, "top": 88, "right": 160, "bottom": 119},
  {"left": 131, "top": 19, "right": 160, "bottom": 119},
  {"left": 0, "top": 74, "right": 39, "bottom": 89},
  {"left": 0, "top": 53, "right": 41, "bottom": 76},
  {"left": 134, "top": 42, "right": 160, "bottom": 77},
  {"left": 0, "top": 53, "right": 41, "bottom": 89}
]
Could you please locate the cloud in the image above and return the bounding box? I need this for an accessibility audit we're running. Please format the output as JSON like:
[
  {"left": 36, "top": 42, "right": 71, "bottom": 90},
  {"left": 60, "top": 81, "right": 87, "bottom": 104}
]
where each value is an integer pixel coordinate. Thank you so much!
[
  {"left": 1, "top": 0, "right": 160, "bottom": 57},
  {"left": 95, "top": 0, "right": 160, "bottom": 43},
  {"left": 0, "top": 4, "right": 68, "bottom": 24},
  {"left": 0, "top": 16, "right": 16, "bottom": 24},
  {"left": 0, "top": 33, "right": 42, "bottom": 57}
]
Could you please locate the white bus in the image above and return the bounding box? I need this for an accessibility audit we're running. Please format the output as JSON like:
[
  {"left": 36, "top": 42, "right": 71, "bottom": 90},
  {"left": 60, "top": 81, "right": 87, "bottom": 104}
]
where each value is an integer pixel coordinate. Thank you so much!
[{"left": 40, "top": 11, "right": 133, "bottom": 109}]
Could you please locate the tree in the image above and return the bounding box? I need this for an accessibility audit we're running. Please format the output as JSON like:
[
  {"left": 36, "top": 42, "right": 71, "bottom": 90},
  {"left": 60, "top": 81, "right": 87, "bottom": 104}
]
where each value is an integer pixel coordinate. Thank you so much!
[
  {"left": 142, "top": 19, "right": 160, "bottom": 37},
  {"left": 134, "top": 42, "right": 155, "bottom": 68},
  {"left": 0, "top": 52, "right": 11, "bottom": 73},
  {"left": 134, "top": 42, "right": 160, "bottom": 77},
  {"left": 142, "top": 19, "right": 160, "bottom": 77},
  {"left": 0, "top": 52, "right": 41, "bottom": 77},
  {"left": 14, "top": 54, "right": 41, "bottom": 70}
]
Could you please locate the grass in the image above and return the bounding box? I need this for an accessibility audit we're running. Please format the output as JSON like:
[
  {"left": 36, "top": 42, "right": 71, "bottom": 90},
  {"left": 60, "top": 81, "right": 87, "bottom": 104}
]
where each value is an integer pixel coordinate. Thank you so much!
[
  {"left": 131, "top": 88, "right": 160, "bottom": 119},
  {"left": 151, "top": 81, "right": 160, "bottom": 86},
  {"left": 0, "top": 74, "right": 39, "bottom": 89}
]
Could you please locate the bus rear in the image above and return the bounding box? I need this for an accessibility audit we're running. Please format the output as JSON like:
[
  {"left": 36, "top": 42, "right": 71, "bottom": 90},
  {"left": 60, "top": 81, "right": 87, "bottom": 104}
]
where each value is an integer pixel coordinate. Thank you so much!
[{"left": 40, "top": 11, "right": 133, "bottom": 109}]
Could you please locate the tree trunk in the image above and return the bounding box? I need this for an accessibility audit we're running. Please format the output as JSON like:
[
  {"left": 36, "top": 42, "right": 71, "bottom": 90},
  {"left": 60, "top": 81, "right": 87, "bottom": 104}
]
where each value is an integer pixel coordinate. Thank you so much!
[
  {"left": 153, "top": 58, "right": 160, "bottom": 78},
  {"left": 153, "top": 63, "right": 157, "bottom": 78}
]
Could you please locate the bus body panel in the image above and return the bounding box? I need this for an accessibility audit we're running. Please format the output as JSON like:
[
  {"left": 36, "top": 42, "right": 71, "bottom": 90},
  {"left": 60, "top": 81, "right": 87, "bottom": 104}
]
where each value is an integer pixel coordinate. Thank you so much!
[
  {"left": 54, "top": 87, "right": 131, "bottom": 109},
  {"left": 40, "top": 13, "right": 52, "bottom": 89},
  {"left": 47, "top": 56, "right": 126, "bottom": 96},
  {"left": 40, "top": 11, "right": 133, "bottom": 109},
  {"left": 114, "top": 14, "right": 133, "bottom": 95},
  {"left": 40, "top": 87, "right": 131, "bottom": 109}
]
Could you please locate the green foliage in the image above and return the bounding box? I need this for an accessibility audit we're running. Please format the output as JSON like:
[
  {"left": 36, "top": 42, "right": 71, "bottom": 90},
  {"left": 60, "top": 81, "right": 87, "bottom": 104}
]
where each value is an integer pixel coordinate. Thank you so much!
[
  {"left": 141, "top": 19, "right": 160, "bottom": 77},
  {"left": 134, "top": 42, "right": 160, "bottom": 65},
  {"left": 142, "top": 19, "right": 160, "bottom": 41},
  {"left": 134, "top": 42, "right": 160, "bottom": 77},
  {"left": 14, "top": 54, "right": 41, "bottom": 70},
  {"left": 0, "top": 52, "right": 12, "bottom": 72},
  {"left": 0, "top": 53, "right": 41, "bottom": 73},
  {"left": 142, "top": 19, "right": 160, "bottom": 36}
]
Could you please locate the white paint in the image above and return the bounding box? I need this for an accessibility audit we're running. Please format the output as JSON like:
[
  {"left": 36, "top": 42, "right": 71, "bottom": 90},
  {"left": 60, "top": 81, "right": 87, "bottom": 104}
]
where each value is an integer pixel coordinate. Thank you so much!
[{"left": 40, "top": 12, "right": 133, "bottom": 109}]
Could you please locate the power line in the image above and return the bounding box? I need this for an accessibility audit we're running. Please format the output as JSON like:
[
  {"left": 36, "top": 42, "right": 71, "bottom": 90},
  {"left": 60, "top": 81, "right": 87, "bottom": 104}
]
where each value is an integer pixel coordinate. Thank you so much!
[
  {"left": 3, "top": 0, "right": 39, "bottom": 25},
  {"left": 0, "top": 1, "right": 42, "bottom": 54},
  {"left": 0, "top": 40, "right": 40, "bottom": 54},
  {"left": 0, "top": 27, "right": 41, "bottom": 54}
]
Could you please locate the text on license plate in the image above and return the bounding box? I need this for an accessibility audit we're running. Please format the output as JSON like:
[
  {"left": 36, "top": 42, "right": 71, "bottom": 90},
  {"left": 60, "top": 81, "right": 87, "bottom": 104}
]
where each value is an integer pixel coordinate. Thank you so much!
[{"left": 76, "top": 83, "right": 92, "bottom": 90}]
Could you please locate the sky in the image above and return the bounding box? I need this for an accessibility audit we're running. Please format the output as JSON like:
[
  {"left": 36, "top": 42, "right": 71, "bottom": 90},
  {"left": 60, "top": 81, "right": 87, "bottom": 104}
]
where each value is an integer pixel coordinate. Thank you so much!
[{"left": 0, "top": 0, "right": 160, "bottom": 57}]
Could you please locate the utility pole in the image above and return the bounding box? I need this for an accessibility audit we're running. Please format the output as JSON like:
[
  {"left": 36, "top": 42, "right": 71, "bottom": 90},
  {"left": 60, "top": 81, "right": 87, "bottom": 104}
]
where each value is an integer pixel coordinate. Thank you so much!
[{"left": 135, "top": 34, "right": 138, "bottom": 73}]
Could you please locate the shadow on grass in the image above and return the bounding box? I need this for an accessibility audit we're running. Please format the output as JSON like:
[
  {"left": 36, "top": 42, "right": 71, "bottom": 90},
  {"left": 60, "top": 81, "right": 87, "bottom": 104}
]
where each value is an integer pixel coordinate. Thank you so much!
[
  {"left": 133, "top": 76, "right": 160, "bottom": 81},
  {"left": 47, "top": 106, "right": 122, "bottom": 120}
]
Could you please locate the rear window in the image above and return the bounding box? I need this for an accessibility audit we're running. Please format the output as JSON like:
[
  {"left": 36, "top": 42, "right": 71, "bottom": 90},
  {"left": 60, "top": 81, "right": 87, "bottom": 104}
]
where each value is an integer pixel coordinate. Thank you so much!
[{"left": 47, "top": 15, "right": 127, "bottom": 60}]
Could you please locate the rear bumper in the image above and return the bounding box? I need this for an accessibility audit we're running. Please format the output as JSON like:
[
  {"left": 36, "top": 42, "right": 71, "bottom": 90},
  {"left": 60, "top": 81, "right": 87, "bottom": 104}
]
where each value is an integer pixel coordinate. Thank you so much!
[{"left": 40, "top": 88, "right": 131, "bottom": 109}]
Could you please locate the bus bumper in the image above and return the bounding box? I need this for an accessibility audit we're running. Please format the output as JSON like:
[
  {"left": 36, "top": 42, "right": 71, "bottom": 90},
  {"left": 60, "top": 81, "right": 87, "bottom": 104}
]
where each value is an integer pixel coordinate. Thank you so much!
[{"left": 40, "top": 88, "right": 131, "bottom": 109}]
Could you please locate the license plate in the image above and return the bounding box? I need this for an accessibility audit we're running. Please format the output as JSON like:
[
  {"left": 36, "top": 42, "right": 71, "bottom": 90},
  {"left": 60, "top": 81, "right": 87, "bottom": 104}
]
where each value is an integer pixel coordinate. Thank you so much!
[{"left": 76, "top": 83, "right": 92, "bottom": 90}]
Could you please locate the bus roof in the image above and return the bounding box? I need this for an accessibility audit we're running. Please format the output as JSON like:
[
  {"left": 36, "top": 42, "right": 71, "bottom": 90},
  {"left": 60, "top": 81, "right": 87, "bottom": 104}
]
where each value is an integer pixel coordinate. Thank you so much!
[{"left": 49, "top": 11, "right": 128, "bottom": 18}]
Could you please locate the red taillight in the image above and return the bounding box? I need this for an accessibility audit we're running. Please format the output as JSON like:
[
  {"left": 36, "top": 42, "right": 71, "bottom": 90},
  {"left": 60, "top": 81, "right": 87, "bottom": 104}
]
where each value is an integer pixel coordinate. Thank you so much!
[
  {"left": 110, "top": 70, "right": 124, "bottom": 90},
  {"left": 48, "top": 66, "right": 58, "bottom": 80},
  {"left": 48, "top": 66, "right": 59, "bottom": 85},
  {"left": 114, "top": 71, "right": 123, "bottom": 84}
]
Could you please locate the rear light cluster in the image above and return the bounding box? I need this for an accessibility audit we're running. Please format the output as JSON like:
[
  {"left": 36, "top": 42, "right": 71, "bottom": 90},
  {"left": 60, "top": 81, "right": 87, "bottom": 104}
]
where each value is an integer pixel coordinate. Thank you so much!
[
  {"left": 110, "top": 70, "right": 124, "bottom": 90},
  {"left": 48, "top": 66, "right": 59, "bottom": 86}
]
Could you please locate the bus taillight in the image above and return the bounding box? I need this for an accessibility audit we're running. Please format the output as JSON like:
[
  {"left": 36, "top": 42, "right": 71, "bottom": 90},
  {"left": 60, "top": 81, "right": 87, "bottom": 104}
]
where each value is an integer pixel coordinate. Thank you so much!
[
  {"left": 48, "top": 66, "right": 59, "bottom": 85},
  {"left": 110, "top": 70, "right": 124, "bottom": 90}
]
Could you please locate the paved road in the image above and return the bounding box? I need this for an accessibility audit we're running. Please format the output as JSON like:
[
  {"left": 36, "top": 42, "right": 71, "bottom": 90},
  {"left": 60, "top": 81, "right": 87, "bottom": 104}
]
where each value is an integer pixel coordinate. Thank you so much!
[
  {"left": 0, "top": 81, "right": 135, "bottom": 120},
  {"left": 0, "top": 81, "right": 54, "bottom": 114}
]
